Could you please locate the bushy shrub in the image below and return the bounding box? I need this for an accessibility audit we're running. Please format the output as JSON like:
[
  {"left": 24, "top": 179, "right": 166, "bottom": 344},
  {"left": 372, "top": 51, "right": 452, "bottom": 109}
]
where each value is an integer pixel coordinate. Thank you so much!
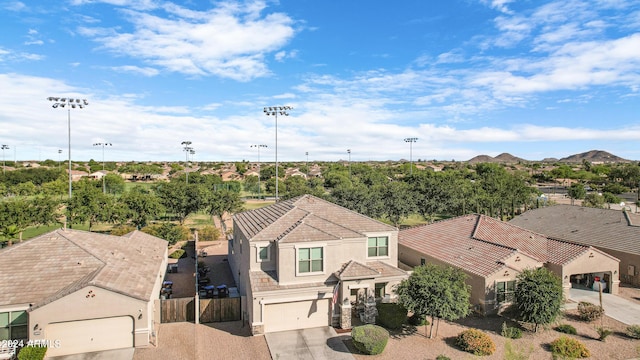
[
  {"left": 169, "top": 249, "right": 186, "bottom": 259},
  {"left": 18, "top": 346, "right": 47, "bottom": 360},
  {"left": 456, "top": 329, "right": 496, "bottom": 356},
  {"left": 435, "top": 356, "right": 450, "bottom": 360},
  {"left": 577, "top": 301, "right": 604, "bottom": 321},
  {"left": 501, "top": 322, "right": 523, "bottom": 339},
  {"left": 351, "top": 324, "right": 389, "bottom": 355},
  {"left": 408, "top": 313, "right": 429, "bottom": 326},
  {"left": 596, "top": 327, "right": 613, "bottom": 341},
  {"left": 626, "top": 324, "right": 640, "bottom": 339},
  {"left": 198, "top": 225, "right": 221, "bottom": 242},
  {"left": 554, "top": 324, "right": 577, "bottom": 335},
  {"left": 110, "top": 224, "right": 136, "bottom": 236},
  {"left": 376, "top": 302, "right": 407, "bottom": 329},
  {"left": 142, "top": 222, "right": 190, "bottom": 245},
  {"left": 550, "top": 336, "right": 590, "bottom": 358}
]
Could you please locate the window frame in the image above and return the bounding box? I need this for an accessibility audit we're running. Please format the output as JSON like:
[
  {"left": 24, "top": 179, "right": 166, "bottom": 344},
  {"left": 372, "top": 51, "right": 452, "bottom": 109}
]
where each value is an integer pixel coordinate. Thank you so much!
[
  {"left": 0, "top": 310, "right": 28, "bottom": 341},
  {"left": 496, "top": 280, "right": 516, "bottom": 304},
  {"left": 296, "top": 246, "right": 325, "bottom": 275},
  {"left": 367, "top": 236, "right": 389, "bottom": 258},
  {"left": 257, "top": 244, "right": 270, "bottom": 262}
]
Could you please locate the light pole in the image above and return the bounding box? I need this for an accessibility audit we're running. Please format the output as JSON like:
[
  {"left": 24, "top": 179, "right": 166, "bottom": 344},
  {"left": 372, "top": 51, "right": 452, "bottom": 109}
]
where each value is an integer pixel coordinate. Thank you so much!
[
  {"left": 48, "top": 97, "right": 88, "bottom": 198},
  {"left": 57, "top": 149, "right": 62, "bottom": 170},
  {"left": 1, "top": 145, "right": 8, "bottom": 175},
  {"left": 251, "top": 145, "right": 267, "bottom": 199},
  {"left": 263, "top": 106, "right": 293, "bottom": 201},
  {"left": 404, "top": 137, "right": 418, "bottom": 175},
  {"left": 181, "top": 141, "right": 193, "bottom": 184},
  {"left": 305, "top": 151, "right": 309, "bottom": 178},
  {"left": 93, "top": 142, "right": 112, "bottom": 194},
  {"left": 347, "top": 149, "right": 351, "bottom": 178}
]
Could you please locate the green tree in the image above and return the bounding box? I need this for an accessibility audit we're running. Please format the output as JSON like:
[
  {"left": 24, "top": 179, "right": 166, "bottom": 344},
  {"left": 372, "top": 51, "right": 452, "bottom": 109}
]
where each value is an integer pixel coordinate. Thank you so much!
[
  {"left": 396, "top": 264, "right": 471, "bottom": 338},
  {"left": 567, "top": 183, "right": 586, "bottom": 205},
  {"left": 244, "top": 175, "right": 260, "bottom": 196},
  {"left": 203, "top": 188, "right": 244, "bottom": 223},
  {"left": 583, "top": 193, "right": 606, "bottom": 208},
  {"left": 154, "top": 181, "right": 204, "bottom": 224},
  {"left": 104, "top": 173, "right": 126, "bottom": 194},
  {"left": 66, "top": 180, "right": 113, "bottom": 231},
  {"left": 381, "top": 181, "right": 415, "bottom": 226},
  {"left": 120, "top": 186, "right": 164, "bottom": 229},
  {"left": 514, "top": 268, "right": 563, "bottom": 332}
]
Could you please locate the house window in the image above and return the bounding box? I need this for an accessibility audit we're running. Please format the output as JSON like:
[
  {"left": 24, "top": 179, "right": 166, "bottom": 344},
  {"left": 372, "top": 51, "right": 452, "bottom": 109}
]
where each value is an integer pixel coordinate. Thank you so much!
[
  {"left": 368, "top": 236, "right": 388, "bottom": 257},
  {"left": 257, "top": 245, "right": 269, "bottom": 262},
  {"left": 298, "top": 247, "right": 323, "bottom": 273},
  {"left": 496, "top": 280, "right": 516, "bottom": 304},
  {"left": 0, "top": 311, "right": 28, "bottom": 341}
]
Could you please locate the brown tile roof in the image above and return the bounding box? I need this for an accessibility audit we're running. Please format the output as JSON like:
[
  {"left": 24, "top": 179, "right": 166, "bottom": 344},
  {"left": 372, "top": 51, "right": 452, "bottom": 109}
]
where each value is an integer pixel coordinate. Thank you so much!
[
  {"left": 234, "top": 195, "right": 396, "bottom": 243},
  {"left": 399, "top": 214, "right": 615, "bottom": 276},
  {"left": 510, "top": 205, "right": 640, "bottom": 256},
  {"left": 335, "top": 260, "right": 408, "bottom": 280},
  {"left": 0, "top": 229, "right": 167, "bottom": 308},
  {"left": 249, "top": 270, "right": 338, "bottom": 293}
]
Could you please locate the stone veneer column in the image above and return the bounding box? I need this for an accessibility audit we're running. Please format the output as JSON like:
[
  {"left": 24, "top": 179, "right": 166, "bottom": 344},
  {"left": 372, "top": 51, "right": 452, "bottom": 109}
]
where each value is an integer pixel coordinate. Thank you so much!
[{"left": 339, "top": 301, "right": 352, "bottom": 329}]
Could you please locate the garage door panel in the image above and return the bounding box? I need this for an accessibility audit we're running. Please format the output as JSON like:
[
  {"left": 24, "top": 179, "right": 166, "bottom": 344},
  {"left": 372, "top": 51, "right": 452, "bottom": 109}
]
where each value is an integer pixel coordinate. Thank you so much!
[
  {"left": 45, "top": 316, "right": 133, "bottom": 357},
  {"left": 264, "top": 299, "right": 329, "bottom": 333}
]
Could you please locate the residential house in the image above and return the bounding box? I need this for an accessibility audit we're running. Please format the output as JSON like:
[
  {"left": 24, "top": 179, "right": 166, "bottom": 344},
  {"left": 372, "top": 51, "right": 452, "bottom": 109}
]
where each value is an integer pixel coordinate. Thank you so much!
[
  {"left": 229, "top": 194, "right": 408, "bottom": 334},
  {"left": 399, "top": 214, "right": 619, "bottom": 314},
  {"left": 89, "top": 170, "right": 108, "bottom": 180},
  {"left": 510, "top": 205, "right": 640, "bottom": 286},
  {"left": 0, "top": 229, "right": 168, "bottom": 357},
  {"left": 69, "top": 170, "right": 88, "bottom": 182}
]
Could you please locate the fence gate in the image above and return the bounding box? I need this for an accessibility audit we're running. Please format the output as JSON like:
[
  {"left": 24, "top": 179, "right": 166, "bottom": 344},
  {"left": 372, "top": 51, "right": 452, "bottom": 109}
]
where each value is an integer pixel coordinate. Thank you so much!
[
  {"left": 160, "top": 297, "right": 195, "bottom": 323},
  {"left": 161, "top": 297, "right": 240, "bottom": 323}
]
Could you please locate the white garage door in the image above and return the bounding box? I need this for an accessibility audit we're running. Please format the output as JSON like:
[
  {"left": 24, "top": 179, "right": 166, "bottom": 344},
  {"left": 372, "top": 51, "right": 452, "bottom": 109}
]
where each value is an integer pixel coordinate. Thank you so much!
[
  {"left": 264, "top": 299, "right": 330, "bottom": 333},
  {"left": 45, "top": 316, "right": 134, "bottom": 357}
]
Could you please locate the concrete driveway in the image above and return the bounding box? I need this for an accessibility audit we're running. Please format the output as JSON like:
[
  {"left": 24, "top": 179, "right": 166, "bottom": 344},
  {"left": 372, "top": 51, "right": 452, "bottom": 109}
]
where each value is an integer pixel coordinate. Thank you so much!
[
  {"left": 46, "top": 348, "right": 134, "bottom": 360},
  {"left": 569, "top": 288, "right": 640, "bottom": 325},
  {"left": 265, "top": 327, "right": 354, "bottom": 360}
]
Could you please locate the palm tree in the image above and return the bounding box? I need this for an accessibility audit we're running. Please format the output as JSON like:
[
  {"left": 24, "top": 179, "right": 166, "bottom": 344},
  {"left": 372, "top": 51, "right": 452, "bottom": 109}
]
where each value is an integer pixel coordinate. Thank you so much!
[{"left": 0, "top": 225, "right": 20, "bottom": 247}]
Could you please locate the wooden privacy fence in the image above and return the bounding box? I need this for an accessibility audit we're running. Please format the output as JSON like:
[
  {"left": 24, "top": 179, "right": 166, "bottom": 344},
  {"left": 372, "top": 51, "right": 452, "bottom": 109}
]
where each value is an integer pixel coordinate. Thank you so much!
[{"left": 161, "top": 297, "right": 241, "bottom": 323}]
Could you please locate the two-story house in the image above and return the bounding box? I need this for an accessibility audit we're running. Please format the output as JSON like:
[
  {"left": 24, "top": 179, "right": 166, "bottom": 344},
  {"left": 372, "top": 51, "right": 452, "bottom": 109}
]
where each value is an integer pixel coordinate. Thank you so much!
[{"left": 229, "top": 195, "right": 408, "bottom": 335}]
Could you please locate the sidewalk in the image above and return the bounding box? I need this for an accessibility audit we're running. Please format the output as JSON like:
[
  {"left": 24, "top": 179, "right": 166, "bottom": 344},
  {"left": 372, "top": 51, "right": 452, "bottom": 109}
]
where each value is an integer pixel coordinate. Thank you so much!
[{"left": 568, "top": 288, "right": 640, "bottom": 325}]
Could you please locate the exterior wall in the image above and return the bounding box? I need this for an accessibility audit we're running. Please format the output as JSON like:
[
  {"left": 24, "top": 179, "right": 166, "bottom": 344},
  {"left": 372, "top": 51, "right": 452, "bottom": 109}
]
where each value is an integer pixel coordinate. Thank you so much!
[
  {"left": 591, "top": 247, "right": 640, "bottom": 286},
  {"left": 29, "top": 286, "right": 150, "bottom": 350},
  {"left": 558, "top": 250, "right": 620, "bottom": 297}
]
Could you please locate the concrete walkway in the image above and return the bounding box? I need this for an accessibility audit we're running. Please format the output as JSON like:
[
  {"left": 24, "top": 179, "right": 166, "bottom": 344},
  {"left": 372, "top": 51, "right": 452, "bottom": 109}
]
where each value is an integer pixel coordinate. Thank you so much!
[
  {"left": 568, "top": 288, "right": 640, "bottom": 325},
  {"left": 265, "top": 327, "right": 355, "bottom": 360}
]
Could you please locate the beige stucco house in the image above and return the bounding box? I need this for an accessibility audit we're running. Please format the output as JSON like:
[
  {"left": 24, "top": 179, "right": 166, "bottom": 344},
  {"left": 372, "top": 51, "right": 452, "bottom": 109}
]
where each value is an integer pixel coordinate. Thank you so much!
[
  {"left": 229, "top": 195, "right": 408, "bottom": 335},
  {"left": 510, "top": 205, "right": 640, "bottom": 286},
  {"left": 0, "top": 229, "right": 167, "bottom": 357},
  {"left": 399, "top": 214, "right": 619, "bottom": 314}
]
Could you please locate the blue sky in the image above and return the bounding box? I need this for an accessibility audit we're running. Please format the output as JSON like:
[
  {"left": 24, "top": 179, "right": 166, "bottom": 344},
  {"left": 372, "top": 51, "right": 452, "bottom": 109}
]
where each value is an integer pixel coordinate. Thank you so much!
[{"left": 1, "top": 0, "right": 639, "bottom": 163}]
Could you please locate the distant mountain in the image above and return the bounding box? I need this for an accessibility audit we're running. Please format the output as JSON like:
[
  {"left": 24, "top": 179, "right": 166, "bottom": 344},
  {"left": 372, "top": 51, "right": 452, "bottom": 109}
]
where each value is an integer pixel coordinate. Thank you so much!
[
  {"left": 467, "top": 153, "right": 525, "bottom": 164},
  {"left": 559, "top": 150, "right": 628, "bottom": 163}
]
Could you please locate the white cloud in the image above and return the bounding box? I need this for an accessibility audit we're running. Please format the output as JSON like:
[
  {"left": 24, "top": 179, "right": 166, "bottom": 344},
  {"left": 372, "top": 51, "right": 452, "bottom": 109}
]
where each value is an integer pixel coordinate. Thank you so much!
[
  {"left": 110, "top": 65, "right": 160, "bottom": 76},
  {"left": 79, "top": 1, "right": 297, "bottom": 81}
]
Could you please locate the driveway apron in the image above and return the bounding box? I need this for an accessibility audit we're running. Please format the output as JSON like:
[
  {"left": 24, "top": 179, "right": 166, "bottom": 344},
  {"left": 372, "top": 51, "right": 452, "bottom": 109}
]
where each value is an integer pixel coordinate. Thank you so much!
[
  {"left": 569, "top": 288, "right": 640, "bottom": 325},
  {"left": 265, "top": 327, "right": 354, "bottom": 360}
]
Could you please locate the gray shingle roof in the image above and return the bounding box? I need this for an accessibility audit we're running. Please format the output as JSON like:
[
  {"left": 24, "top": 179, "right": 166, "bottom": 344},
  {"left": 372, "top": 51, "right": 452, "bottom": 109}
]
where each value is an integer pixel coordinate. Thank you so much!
[
  {"left": 510, "top": 205, "right": 640, "bottom": 256},
  {"left": 249, "top": 270, "right": 338, "bottom": 293},
  {"left": 234, "top": 195, "right": 396, "bottom": 243},
  {"left": 0, "top": 229, "right": 167, "bottom": 307}
]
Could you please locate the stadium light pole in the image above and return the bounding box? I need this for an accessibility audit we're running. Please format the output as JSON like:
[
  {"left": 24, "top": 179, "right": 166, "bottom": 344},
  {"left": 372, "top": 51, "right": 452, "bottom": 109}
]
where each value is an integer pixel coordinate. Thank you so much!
[
  {"left": 1, "top": 145, "right": 8, "bottom": 175},
  {"left": 57, "top": 149, "right": 63, "bottom": 170},
  {"left": 263, "top": 106, "right": 292, "bottom": 201},
  {"left": 347, "top": 149, "right": 351, "bottom": 178},
  {"left": 251, "top": 145, "right": 267, "bottom": 199},
  {"left": 404, "top": 137, "right": 418, "bottom": 175},
  {"left": 181, "top": 141, "right": 193, "bottom": 184},
  {"left": 305, "top": 151, "right": 309, "bottom": 178},
  {"left": 48, "top": 97, "right": 88, "bottom": 198},
  {"left": 93, "top": 142, "right": 112, "bottom": 194}
]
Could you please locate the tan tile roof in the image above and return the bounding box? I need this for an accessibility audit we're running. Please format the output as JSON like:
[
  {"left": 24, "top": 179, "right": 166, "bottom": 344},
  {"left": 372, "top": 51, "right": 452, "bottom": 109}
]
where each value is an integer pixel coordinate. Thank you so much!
[
  {"left": 234, "top": 195, "right": 396, "bottom": 243},
  {"left": 336, "top": 260, "right": 407, "bottom": 280},
  {"left": 0, "top": 229, "right": 167, "bottom": 308},
  {"left": 510, "top": 205, "right": 640, "bottom": 256},
  {"left": 399, "top": 214, "right": 615, "bottom": 276},
  {"left": 249, "top": 270, "right": 338, "bottom": 293}
]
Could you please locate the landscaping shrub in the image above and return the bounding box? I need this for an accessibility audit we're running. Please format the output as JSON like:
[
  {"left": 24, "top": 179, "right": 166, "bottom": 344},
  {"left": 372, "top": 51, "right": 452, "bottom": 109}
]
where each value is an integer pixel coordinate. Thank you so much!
[
  {"left": 18, "top": 346, "right": 47, "bottom": 360},
  {"left": 549, "top": 336, "right": 590, "bottom": 359},
  {"left": 110, "top": 224, "right": 136, "bottom": 236},
  {"left": 351, "top": 324, "right": 389, "bottom": 355},
  {"left": 408, "top": 313, "right": 429, "bottom": 326},
  {"left": 198, "top": 225, "right": 221, "bottom": 242},
  {"left": 376, "top": 302, "right": 407, "bottom": 329},
  {"left": 456, "top": 329, "right": 496, "bottom": 356},
  {"left": 596, "top": 327, "right": 613, "bottom": 341},
  {"left": 435, "top": 355, "right": 451, "bottom": 360},
  {"left": 626, "top": 325, "right": 640, "bottom": 339},
  {"left": 554, "top": 324, "right": 577, "bottom": 335},
  {"left": 169, "top": 249, "right": 186, "bottom": 259},
  {"left": 577, "top": 301, "right": 604, "bottom": 321},
  {"left": 142, "top": 222, "right": 190, "bottom": 245},
  {"left": 501, "top": 322, "right": 523, "bottom": 339}
]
